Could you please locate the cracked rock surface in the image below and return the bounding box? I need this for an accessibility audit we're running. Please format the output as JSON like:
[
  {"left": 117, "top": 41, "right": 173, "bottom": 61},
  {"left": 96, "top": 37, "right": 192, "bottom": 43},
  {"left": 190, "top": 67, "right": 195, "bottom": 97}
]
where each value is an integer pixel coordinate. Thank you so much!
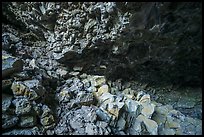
[{"left": 2, "top": 2, "right": 202, "bottom": 135}]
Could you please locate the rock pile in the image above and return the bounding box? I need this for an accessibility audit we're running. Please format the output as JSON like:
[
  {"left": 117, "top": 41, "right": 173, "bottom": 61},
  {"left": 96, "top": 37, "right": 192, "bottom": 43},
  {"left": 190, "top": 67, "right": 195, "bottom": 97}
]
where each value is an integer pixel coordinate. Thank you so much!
[
  {"left": 2, "top": 62, "right": 202, "bottom": 135},
  {"left": 53, "top": 74, "right": 202, "bottom": 135},
  {"left": 2, "top": 52, "right": 55, "bottom": 134},
  {"left": 2, "top": 2, "right": 202, "bottom": 135}
]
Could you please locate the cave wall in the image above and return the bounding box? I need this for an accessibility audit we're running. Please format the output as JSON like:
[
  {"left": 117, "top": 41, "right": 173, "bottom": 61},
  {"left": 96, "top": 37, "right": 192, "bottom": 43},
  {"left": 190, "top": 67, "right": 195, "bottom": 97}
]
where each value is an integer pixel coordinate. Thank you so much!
[{"left": 2, "top": 2, "right": 202, "bottom": 87}]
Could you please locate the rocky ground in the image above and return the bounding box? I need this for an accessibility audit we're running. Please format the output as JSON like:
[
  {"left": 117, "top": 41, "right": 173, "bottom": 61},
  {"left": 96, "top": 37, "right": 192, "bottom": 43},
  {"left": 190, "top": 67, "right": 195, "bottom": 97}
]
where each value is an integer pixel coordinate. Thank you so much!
[{"left": 2, "top": 2, "right": 202, "bottom": 135}]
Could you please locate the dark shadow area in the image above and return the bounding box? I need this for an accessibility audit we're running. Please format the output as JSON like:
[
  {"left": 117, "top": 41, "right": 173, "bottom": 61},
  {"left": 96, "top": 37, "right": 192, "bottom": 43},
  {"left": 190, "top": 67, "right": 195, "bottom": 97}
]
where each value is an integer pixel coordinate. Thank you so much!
[
  {"left": 2, "top": 2, "right": 202, "bottom": 88},
  {"left": 79, "top": 2, "right": 202, "bottom": 88}
]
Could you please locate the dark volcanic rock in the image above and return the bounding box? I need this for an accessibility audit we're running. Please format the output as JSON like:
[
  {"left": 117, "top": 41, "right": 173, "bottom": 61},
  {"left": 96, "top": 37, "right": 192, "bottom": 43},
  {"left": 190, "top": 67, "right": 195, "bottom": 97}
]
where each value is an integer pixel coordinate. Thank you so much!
[
  {"left": 2, "top": 79, "right": 13, "bottom": 92},
  {"left": 2, "top": 114, "right": 19, "bottom": 129},
  {"left": 1, "top": 2, "right": 202, "bottom": 135},
  {"left": 2, "top": 51, "right": 23, "bottom": 79},
  {"left": 2, "top": 93, "right": 13, "bottom": 112},
  {"left": 75, "top": 92, "right": 95, "bottom": 106}
]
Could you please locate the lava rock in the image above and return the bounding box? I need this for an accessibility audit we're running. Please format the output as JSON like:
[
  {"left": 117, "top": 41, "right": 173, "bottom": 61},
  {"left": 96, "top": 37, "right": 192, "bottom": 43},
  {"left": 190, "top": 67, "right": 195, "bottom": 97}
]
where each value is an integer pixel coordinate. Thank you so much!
[
  {"left": 23, "top": 79, "right": 46, "bottom": 97},
  {"left": 122, "top": 88, "right": 135, "bottom": 99},
  {"left": 55, "top": 105, "right": 99, "bottom": 135},
  {"left": 11, "top": 79, "right": 46, "bottom": 100},
  {"left": 124, "top": 98, "right": 140, "bottom": 113},
  {"left": 2, "top": 126, "right": 42, "bottom": 135},
  {"left": 38, "top": 104, "right": 56, "bottom": 129},
  {"left": 56, "top": 68, "right": 68, "bottom": 77},
  {"left": 11, "top": 81, "right": 27, "bottom": 97},
  {"left": 116, "top": 116, "right": 126, "bottom": 131},
  {"left": 2, "top": 79, "right": 13, "bottom": 91},
  {"left": 2, "top": 51, "right": 23, "bottom": 79},
  {"left": 41, "top": 104, "right": 53, "bottom": 118},
  {"left": 12, "top": 71, "right": 31, "bottom": 81},
  {"left": 75, "top": 92, "right": 95, "bottom": 106},
  {"left": 96, "top": 108, "right": 111, "bottom": 123},
  {"left": 13, "top": 97, "right": 32, "bottom": 115},
  {"left": 2, "top": 113, "right": 19, "bottom": 129},
  {"left": 2, "top": 93, "right": 13, "bottom": 112},
  {"left": 56, "top": 87, "right": 71, "bottom": 103},
  {"left": 2, "top": 2, "right": 202, "bottom": 135},
  {"left": 97, "top": 92, "right": 114, "bottom": 105},
  {"left": 87, "top": 86, "right": 97, "bottom": 93},
  {"left": 2, "top": 33, "right": 20, "bottom": 51},
  {"left": 85, "top": 123, "right": 98, "bottom": 135},
  {"left": 69, "top": 71, "right": 80, "bottom": 76},
  {"left": 73, "top": 66, "right": 83, "bottom": 71},
  {"left": 96, "top": 121, "right": 111, "bottom": 135},
  {"left": 40, "top": 115, "right": 55, "bottom": 128},
  {"left": 19, "top": 115, "right": 37, "bottom": 128},
  {"left": 107, "top": 102, "right": 124, "bottom": 117}
]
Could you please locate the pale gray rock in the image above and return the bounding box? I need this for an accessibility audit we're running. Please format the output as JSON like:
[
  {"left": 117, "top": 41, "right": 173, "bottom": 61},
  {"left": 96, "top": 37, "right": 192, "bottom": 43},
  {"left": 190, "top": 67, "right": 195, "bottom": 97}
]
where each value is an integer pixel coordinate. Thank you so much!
[
  {"left": 55, "top": 105, "right": 98, "bottom": 135},
  {"left": 32, "top": 103, "right": 43, "bottom": 117},
  {"left": 2, "top": 126, "right": 42, "bottom": 135},
  {"left": 87, "top": 86, "right": 97, "bottom": 93},
  {"left": 116, "top": 116, "right": 126, "bottom": 131},
  {"left": 159, "top": 128, "right": 176, "bottom": 135},
  {"left": 124, "top": 98, "right": 139, "bottom": 113},
  {"left": 41, "top": 104, "right": 53, "bottom": 118},
  {"left": 69, "top": 71, "right": 80, "bottom": 76},
  {"left": 91, "top": 75, "right": 106, "bottom": 87},
  {"left": 13, "top": 97, "right": 32, "bottom": 115},
  {"left": 46, "top": 129, "right": 55, "bottom": 135},
  {"left": 141, "top": 103, "right": 155, "bottom": 118},
  {"left": 82, "top": 79, "right": 91, "bottom": 89},
  {"left": 56, "top": 87, "right": 71, "bottom": 103},
  {"left": 2, "top": 2, "right": 202, "bottom": 136},
  {"left": 85, "top": 123, "right": 97, "bottom": 135},
  {"left": 2, "top": 33, "right": 20, "bottom": 51},
  {"left": 137, "top": 114, "right": 158, "bottom": 135},
  {"left": 96, "top": 108, "right": 111, "bottom": 123}
]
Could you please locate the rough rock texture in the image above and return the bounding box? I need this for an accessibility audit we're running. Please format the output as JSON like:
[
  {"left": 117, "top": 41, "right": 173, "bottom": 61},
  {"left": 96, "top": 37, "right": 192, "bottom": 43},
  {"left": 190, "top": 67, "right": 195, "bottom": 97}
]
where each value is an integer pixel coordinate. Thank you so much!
[
  {"left": 2, "top": 2, "right": 202, "bottom": 135},
  {"left": 152, "top": 102, "right": 202, "bottom": 135},
  {"left": 13, "top": 97, "right": 32, "bottom": 115},
  {"left": 19, "top": 115, "right": 37, "bottom": 128},
  {"left": 11, "top": 79, "right": 46, "bottom": 100},
  {"left": 2, "top": 50, "right": 23, "bottom": 79},
  {"left": 2, "top": 114, "right": 19, "bottom": 129},
  {"left": 3, "top": 2, "right": 201, "bottom": 86},
  {"left": 2, "top": 93, "right": 13, "bottom": 112},
  {"left": 54, "top": 105, "right": 111, "bottom": 135},
  {"left": 2, "top": 127, "right": 42, "bottom": 135}
]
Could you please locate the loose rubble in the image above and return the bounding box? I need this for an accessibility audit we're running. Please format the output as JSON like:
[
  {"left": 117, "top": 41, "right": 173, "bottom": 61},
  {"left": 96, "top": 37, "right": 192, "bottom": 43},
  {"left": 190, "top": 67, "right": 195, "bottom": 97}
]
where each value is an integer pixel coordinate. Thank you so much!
[
  {"left": 2, "top": 2, "right": 202, "bottom": 135},
  {"left": 2, "top": 70, "right": 202, "bottom": 135},
  {"left": 2, "top": 50, "right": 23, "bottom": 79}
]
